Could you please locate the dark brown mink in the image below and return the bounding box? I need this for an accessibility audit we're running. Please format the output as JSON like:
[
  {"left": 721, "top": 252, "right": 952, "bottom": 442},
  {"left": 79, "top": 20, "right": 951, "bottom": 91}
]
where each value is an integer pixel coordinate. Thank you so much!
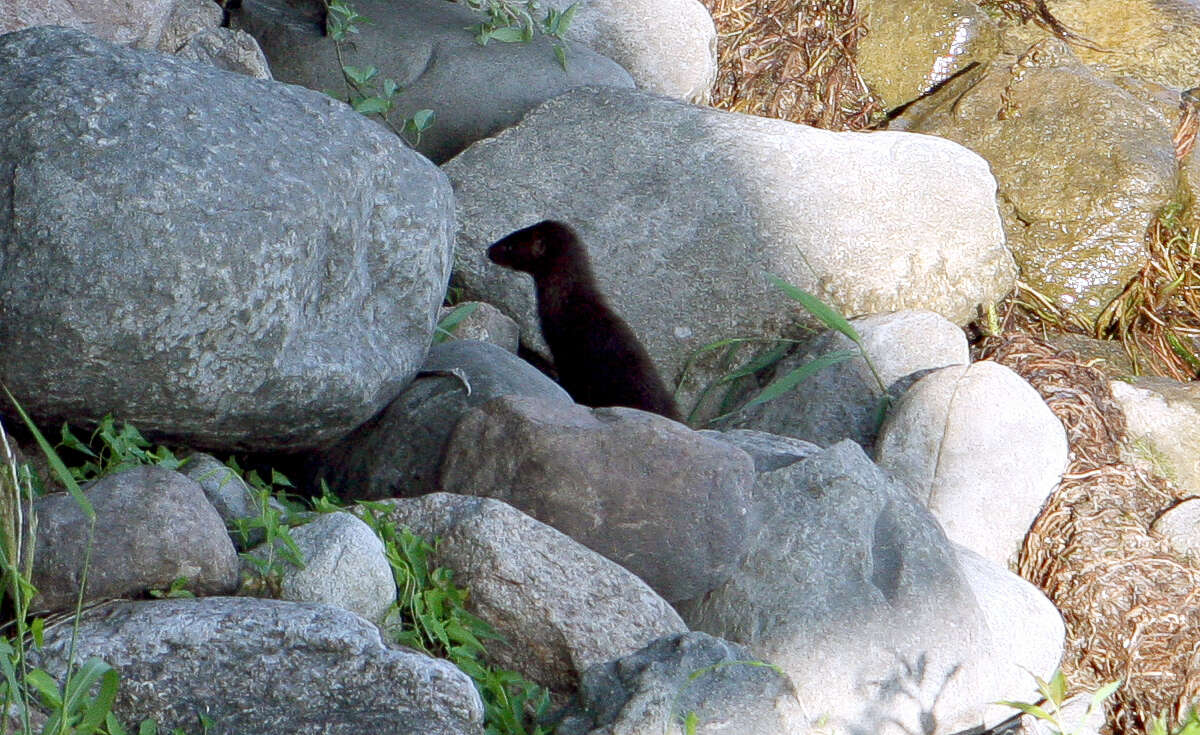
[{"left": 487, "top": 220, "right": 681, "bottom": 421}]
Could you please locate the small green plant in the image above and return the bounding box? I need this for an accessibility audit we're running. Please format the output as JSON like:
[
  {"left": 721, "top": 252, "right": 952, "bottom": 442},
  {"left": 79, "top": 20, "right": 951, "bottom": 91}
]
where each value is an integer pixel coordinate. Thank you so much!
[
  {"left": 997, "top": 669, "right": 1119, "bottom": 735},
  {"left": 359, "top": 506, "right": 551, "bottom": 734},
  {"left": 1150, "top": 706, "right": 1200, "bottom": 735},
  {"left": 224, "top": 459, "right": 306, "bottom": 597},
  {"left": 320, "top": 0, "right": 435, "bottom": 143},
  {"left": 463, "top": 0, "right": 578, "bottom": 69},
  {"left": 58, "top": 416, "right": 181, "bottom": 485},
  {"left": 0, "top": 390, "right": 146, "bottom": 735},
  {"left": 147, "top": 577, "right": 194, "bottom": 600}
]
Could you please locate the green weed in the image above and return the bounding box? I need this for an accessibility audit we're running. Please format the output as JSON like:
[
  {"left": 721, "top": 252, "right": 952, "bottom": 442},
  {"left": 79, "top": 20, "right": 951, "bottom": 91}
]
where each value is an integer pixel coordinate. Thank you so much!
[
  {"left": 685, "top": 275, "right": 890, "bottom": 427},
  {"left": 222, "top": 460, "right": 305, "bottom": 598},
  {"left": 320, "top": 0, "right": 435, "bottom": 142},
  {"left": 359, "top": 506, "right": 551, "bottom": 735},
  {"left": 434, "top": 303, "right": 480, "bottom": 344},
  {"left": 57, "top": 417, "right": 181, "bottom": 486},
  {"left": 997, "top": 669, "right": 1119, "bottom": 735},
  {"left": 0, "top": 390, "right": 137, "bottom": 735},
  {"left": 462, "top": 0, "right": 578, "bottom": 69}
]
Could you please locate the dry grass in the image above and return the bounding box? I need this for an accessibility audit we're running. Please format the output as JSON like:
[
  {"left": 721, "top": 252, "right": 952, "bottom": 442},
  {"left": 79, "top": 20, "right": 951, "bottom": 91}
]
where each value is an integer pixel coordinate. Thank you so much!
[
  {"left": 699, "top": 0, "right": 882, "bottom": 130},
  {"left": 982, "top": 333, "right": 1200, "bottom": 734}
]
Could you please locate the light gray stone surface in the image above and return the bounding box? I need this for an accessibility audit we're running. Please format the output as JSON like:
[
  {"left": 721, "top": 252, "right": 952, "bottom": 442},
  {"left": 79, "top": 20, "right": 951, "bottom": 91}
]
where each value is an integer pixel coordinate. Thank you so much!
[
  {"left": 1110, "top": 376, "right": 1200, "bottom": 496},
  {"left": 30, "top": 597, "right": 484, "bottom": 735},
  {"left": 176, "top": 27, "right": 272, "bottom": 79},
  {"left": 875, "top": 361, "right": 1069, "bottom": 566},
  {"left": 437, "top": 302, "right": 521, "bottom": 353},
  {"left": 440, "top": 395, "right": 756, "bottom": 602},
  {"left": 699, "top": 428, "right": 821, "bottom": 473},
  {"left": 275, "top": 511, "right": 396, "bottom": 623},
  {"left": 522, "top": 0, "right": 718, "bottom": 101},
  {"left": 0, "top": 0, "right": 178, "bottom": 48},
  {"left": 1150, "top": 498, "right": 1200, "bottom": 560},
  {"left": 156, "top": 0, "right": 223, "bottom": 53},
  {"left": 0, "top": 27, "right": 453, "bottom": 452},
  {"left": 954, "top": 544, "right": 1065, "bottom": 729},
  {"left": 365, "top": 493, "right": 686, "bottom": 691},
  {"left": 446, "top": 86, "right": 1014, "bottom": 420},
  {"left": 32, "top": 466, "right": 238, "bottom": 612}
]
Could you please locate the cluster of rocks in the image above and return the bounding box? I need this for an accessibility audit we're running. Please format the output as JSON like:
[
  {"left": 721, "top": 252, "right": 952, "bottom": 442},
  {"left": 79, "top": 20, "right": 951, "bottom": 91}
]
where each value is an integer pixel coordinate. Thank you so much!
[{"left": 3, "top": 0, "right": 1200, "bottom": 734}]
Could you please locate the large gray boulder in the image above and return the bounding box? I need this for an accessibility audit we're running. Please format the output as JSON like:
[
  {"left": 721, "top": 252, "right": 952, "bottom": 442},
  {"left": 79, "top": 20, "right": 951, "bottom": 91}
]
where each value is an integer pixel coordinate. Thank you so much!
[
  {"left": 32, "top": 466, "right": 239, "bottom": 613},
  {"left": 439, "top": 395, "right": 756, "bottom": 602},
  {"left": 677, "top": 440, "right": 1044, "bottom": 735},
  {"left": 365, "top": 493, "right": 687, "bottom": 691},
  {"left": 445, "top": 86, "right": 1015, "bottom": 420},
  {"left": 232, "top": 0, "right": 635, "bottom": 163},
  {"left": 29, "top": 597, "right": 484, "bottom": 735},
  {"left": 307, "top": 340, "right": 573, "bottom": 500},
  {"left": 0, "top": 27, "right": 454, "bottom": 451}
]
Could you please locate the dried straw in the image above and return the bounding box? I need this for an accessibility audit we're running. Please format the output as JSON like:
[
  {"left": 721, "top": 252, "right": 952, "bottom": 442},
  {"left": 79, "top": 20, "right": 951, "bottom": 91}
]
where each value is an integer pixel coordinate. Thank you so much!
[
  {"left": 699, "top": 0, "right": 882, "bottom": 130},
  {"left": 982, "top": 333, "right": 1200, "bottom": 734}
]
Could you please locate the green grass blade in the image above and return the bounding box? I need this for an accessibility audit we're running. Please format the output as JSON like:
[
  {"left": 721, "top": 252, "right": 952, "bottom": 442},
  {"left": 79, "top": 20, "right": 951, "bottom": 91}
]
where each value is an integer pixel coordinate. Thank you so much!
[
  {"left": 766, "top": 274, "right": 860, "bottom": 343},
  {"left": 740, "top": 350, "right": 856, "bottom": 411},
  {"left": 73, "top": 667, "right": 119, "bottom": 735},
  {"left": 3, "top": 387, "right": 94, "bottom": 521}
]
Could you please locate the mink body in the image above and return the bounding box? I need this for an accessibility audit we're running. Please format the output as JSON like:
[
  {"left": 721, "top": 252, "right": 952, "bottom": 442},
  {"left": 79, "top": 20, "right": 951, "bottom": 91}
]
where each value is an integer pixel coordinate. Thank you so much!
[{"left": 487, "top": 220, "right": 681, "bottom": 421}]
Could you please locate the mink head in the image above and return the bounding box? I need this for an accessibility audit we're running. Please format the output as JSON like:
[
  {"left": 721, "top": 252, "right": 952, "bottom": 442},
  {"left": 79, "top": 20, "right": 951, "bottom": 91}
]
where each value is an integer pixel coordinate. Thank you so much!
[{"left": 486, "top": 220, "right": 580, "bottom": 276}]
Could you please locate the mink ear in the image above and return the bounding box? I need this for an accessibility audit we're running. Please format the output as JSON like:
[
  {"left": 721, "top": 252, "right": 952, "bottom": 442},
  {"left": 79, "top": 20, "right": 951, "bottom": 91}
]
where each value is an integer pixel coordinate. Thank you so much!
[{"left": 530, "top": 234, "right": 545, "bottom": 258}]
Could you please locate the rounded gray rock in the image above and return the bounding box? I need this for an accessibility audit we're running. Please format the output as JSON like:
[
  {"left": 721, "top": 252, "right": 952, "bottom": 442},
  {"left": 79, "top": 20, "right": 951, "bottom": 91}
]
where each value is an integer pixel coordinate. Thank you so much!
[
  {"left": 30, "top": 597, "right": 484, "bottom": 735},
  {"left": 32, "top": 466, "right": 239, "bottom": 612},
  {"left": 277, "top": 511, "right": 396, "bottom": 623}
]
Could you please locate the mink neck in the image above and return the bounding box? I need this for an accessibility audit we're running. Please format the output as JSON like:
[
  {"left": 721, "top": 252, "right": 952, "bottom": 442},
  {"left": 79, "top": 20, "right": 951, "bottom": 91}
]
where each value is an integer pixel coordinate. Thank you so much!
[{"left": 531, "top": 245, "right": 600, "bottom": 315}]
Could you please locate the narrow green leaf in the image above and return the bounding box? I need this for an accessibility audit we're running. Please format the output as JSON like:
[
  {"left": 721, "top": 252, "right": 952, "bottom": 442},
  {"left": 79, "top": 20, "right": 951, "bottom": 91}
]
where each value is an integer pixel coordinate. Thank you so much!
[
  {"left": 553, "top": 44, "right": 567, "bottom": 71},
  {"left": 74, "top": 667, "right": 120, "bottom": 735},
  {"left": 740, "top": 350, "right": 856, "bottom": 410},
  {"left": 995, "top": 700, "right": 1054, "bottom": 721},
  {"left": 766, "top": 274, "right": 860, "bottom": 343},
  {"left": 434, "top": 303, "right": 479, "bottom": 343},
  {"left": 4, "top": 387, "right": 94, "bottom": 520},
  {"left": 24, "top": 668, "right": 62, "bottom": 708}
]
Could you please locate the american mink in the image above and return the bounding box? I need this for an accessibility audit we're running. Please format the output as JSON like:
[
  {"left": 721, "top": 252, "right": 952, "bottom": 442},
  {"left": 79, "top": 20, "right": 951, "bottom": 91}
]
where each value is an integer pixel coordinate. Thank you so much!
[{"left": 487, "top": 221, "right": 681, "bottom": 421}]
